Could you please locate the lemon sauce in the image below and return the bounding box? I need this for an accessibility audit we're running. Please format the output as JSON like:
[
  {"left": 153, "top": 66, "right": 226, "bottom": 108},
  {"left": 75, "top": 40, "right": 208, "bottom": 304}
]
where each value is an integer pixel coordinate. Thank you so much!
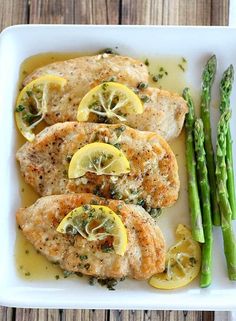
[
  {"left": 15, "top": 52, "right": 84, "bottom": 281},
  {"left": 15, "top": 52, "right": 189, "bottom": 280}
]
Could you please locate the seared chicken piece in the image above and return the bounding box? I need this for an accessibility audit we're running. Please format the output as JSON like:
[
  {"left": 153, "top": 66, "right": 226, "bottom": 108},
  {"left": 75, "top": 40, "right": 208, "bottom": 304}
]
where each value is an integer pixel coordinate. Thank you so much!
[
  {"left": 16, "top": 122, "right": 179, "bottom": 209},
  {"left": 23, "top": 54, "right": 187, "bottom": 141},
  {"left": 126, "top": 87, "right": 187, "bottom": 141},
  {"left": 16, "top": 193, "right": 166, "bottom": 280}
]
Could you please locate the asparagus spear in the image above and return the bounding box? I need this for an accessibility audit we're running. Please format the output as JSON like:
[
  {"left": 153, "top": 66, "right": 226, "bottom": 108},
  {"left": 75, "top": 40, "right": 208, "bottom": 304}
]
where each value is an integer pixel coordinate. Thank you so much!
[
  {"left": 219, "top": 65, "right": 236, "bottom": 220},
  {"left": 183, "top": 88, "right": 204, "bottom": 243},
  {"left": 200, "top": 55, "right": 220, "bottom": 226},
  {"left": 194, "top": 118, "right": 213, "bottom": 287},
  {"left": 216, "top": 111, "right": 236, "bottom": 280}
]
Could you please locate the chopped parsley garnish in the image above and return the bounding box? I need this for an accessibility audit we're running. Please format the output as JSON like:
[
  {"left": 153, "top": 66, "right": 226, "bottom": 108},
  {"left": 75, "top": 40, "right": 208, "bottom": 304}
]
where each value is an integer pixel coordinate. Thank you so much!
[
  {"left": 97, "top": 278, "right": 118, "bottom": 290},
  {"left": 89, "top": 276, "right": 96, "bottom": 285},
  {"left": 101, "top": 83, "right": 109, "bottom": 91},
  {"left": 26, "top": 90, "right": 33, "bottom": 97},
  {"left": 79, "top": 255, "right": 88, "bottom": 261},
  {"left": 152, "top": 75, "right": 159, "bottom": 82},
  {"left": 66, "top": 155, "right": 72, "bottom": 162},
  {"left": 113, "top": 143, "right": 121, "bottom": 149},
  {"left": 137, "top": 199, "right": 146, "bottom": 207},
  {"left": 63, "top": 270, "right": 73, "bottom": 278},
  {"left": 140, "top": 95, "right": 151, "bottom": 103},
  {"left": 149, "top": 208, "right": 162, "bottom": 219},
  {"left": 152, "top": 67, "right": 168, "bottom": 83},
  {"left": 144, "top": 58, "right": 150, "bottom": 66},
  {"left": 100, "top": 48, "right": 118, "bottom": 55},
  {"left": 107, "top": 76, "right": 116, "bottom": 82},
  {"left": 178, "top": 64, "right": 185, "bottom": 72},
  {"left": 137, "top": 82, "right": 148, "bottom": 90},
  {"left": 15, "top": 104, "right": 25, "bottom": 112},
  {"left": 22, "top": 112, "right": 41, "bottom": 125}
]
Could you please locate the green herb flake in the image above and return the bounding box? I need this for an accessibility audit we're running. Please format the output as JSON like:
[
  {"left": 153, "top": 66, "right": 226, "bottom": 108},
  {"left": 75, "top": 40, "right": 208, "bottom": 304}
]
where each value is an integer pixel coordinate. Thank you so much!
[
  {"left": 102, "top": 83, "right": 108, "bottom": 91},
  {"left": 113, "top": 143, "right": 121, "bottom": 149},
  {"left": 22, "top": 112, "right": 41, "bottom": 125},
  {"left": 152, "top": 75, "right": 159, "bottom": 82},
  {"left": 137, "top": 199, "right": 146, "bottom": 207},
  {"left": 107, "top": 76, "right": 116, "bottom": 82},
  {"left": 26, "top": 90, "right": 33, "bottom": 97},
  {"left": 140, "top": 95, "right": 151, "bottom": 103},
  {"left": 83, "top": 204, "right": 90, "bottom": 211},
  {"left": 97, "top": 278, "right": 118, "bottom": 290},
  {"left": 66, "top": 155, "right": 72, "bottom": 163},
  {"left": 144, "top": 58, "right": 150, "bottom": 66},
  {"left": 15, "top": 104, "right": 25, "bottom": 112},
  {"left": 149, "top": 208, "right": 162, "bottom": 219},
  {"left": 89, "top": 276, "right": 96, "bottom": 285},
  {"left": 79, "top": 255, "right": 88, "bottom": 261},
  {"left": 100, "top": 48, "right": 118, "bottom": 55},
  {"left": 55, "top": 275, "right": 60, "bottom": 280},
  {"left": 178, "top": 64, "right": 185, "bottom": 72},
  {"left": 63, "top": 270, "right": 73, "bottom": 278},
  {"left": 137, "top": 82, "right": 148, "bottom": 90}
]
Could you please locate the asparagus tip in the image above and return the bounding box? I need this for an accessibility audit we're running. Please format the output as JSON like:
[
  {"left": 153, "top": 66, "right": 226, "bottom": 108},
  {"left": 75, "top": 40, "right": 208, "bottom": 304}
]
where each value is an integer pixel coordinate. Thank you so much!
[{"left": 222, "top": 64, "right": 234, "bottom": 83}]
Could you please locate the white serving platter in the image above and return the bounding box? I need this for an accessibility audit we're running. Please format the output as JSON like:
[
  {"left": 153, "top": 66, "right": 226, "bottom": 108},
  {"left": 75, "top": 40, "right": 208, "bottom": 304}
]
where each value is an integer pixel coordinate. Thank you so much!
[{"left": 0, "top": 24, "right": 236, "bottom": 310}]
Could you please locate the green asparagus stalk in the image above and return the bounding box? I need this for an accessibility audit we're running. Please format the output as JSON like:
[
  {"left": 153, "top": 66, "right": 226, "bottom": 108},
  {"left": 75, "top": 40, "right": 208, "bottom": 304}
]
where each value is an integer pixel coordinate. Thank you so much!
[
  {"left": 194, "top": 118, "right": 213, "bottom": 287},
  {"left": 183, "top": 88, "right": 204, "bottom": 243},
  {"left": 216, "top": 111, "right": 236, "bottom": 280},
  {"left": 200, "top": 55, "right": 220, "bottom": 226},
  {"left": 219, "top": 65, "right": 236, "bottom": 220}
]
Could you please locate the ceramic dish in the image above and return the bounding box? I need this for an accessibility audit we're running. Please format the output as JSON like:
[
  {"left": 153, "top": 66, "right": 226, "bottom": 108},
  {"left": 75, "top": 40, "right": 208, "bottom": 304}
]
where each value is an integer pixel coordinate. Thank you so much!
[{"left": 0, "top": 24, "right": 236, "bottom": 309}]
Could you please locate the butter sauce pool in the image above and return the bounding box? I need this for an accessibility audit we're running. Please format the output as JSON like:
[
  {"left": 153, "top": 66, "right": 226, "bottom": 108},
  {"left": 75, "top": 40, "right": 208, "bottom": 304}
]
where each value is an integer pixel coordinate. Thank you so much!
[{"left": 15, "top": 52, "right": 189, "bottom": 280}]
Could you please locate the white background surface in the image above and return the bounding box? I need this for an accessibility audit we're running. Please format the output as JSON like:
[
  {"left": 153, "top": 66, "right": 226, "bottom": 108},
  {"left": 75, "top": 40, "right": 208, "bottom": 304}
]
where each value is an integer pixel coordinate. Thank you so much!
[{"left": 0, "top": 25, "right": 236, "bottom": 310}]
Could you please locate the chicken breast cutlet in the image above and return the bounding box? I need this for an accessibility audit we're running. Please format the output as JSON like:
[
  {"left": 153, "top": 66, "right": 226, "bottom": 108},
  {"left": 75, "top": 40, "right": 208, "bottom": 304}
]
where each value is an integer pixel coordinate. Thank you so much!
[
  {"left": 16, "top": 193, "right": 166, "bottom": 280},
  {"left": 23, "top": 54, "right": 187, "bottom": 141},
  {"left": 16, "top": 122, "right": 180, "bottom": 209}
]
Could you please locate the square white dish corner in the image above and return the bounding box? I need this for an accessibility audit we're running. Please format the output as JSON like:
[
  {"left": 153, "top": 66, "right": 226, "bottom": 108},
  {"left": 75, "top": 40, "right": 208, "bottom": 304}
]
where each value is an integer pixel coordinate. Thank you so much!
[{"left": 0, "top": 24, "right": 236, "bottom": 309}]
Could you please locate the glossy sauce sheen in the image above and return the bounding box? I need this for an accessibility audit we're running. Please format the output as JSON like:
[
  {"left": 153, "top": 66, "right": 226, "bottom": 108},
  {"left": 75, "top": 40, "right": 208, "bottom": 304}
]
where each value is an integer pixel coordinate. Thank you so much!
[{"left": 15, "top": 52, "right": 189, "bottom": 280}]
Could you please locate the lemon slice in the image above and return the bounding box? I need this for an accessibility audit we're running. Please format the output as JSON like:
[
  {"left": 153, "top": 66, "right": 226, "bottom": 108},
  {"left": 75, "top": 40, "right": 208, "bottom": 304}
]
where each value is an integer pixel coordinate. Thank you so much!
[
  {"left": 149, "top": 224, "right": 201, "bottom": 290},
  {"left": 15, "top": 75, "right": 67, "bottom": 141},
  {"left": 68, "top": 142, "right": 130, "bottom": 178},
  {"left": 77, "top": 82, "right": 144, "bottom": 122},
  {"left": 57, "top": 205, "right": 127, "bottom": 255}
]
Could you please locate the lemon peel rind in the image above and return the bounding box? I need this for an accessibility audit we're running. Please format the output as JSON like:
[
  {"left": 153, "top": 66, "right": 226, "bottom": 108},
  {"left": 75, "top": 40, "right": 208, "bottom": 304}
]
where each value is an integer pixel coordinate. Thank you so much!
[{"left": 149, "top": 224, "right": 201, "bottom": 290}]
